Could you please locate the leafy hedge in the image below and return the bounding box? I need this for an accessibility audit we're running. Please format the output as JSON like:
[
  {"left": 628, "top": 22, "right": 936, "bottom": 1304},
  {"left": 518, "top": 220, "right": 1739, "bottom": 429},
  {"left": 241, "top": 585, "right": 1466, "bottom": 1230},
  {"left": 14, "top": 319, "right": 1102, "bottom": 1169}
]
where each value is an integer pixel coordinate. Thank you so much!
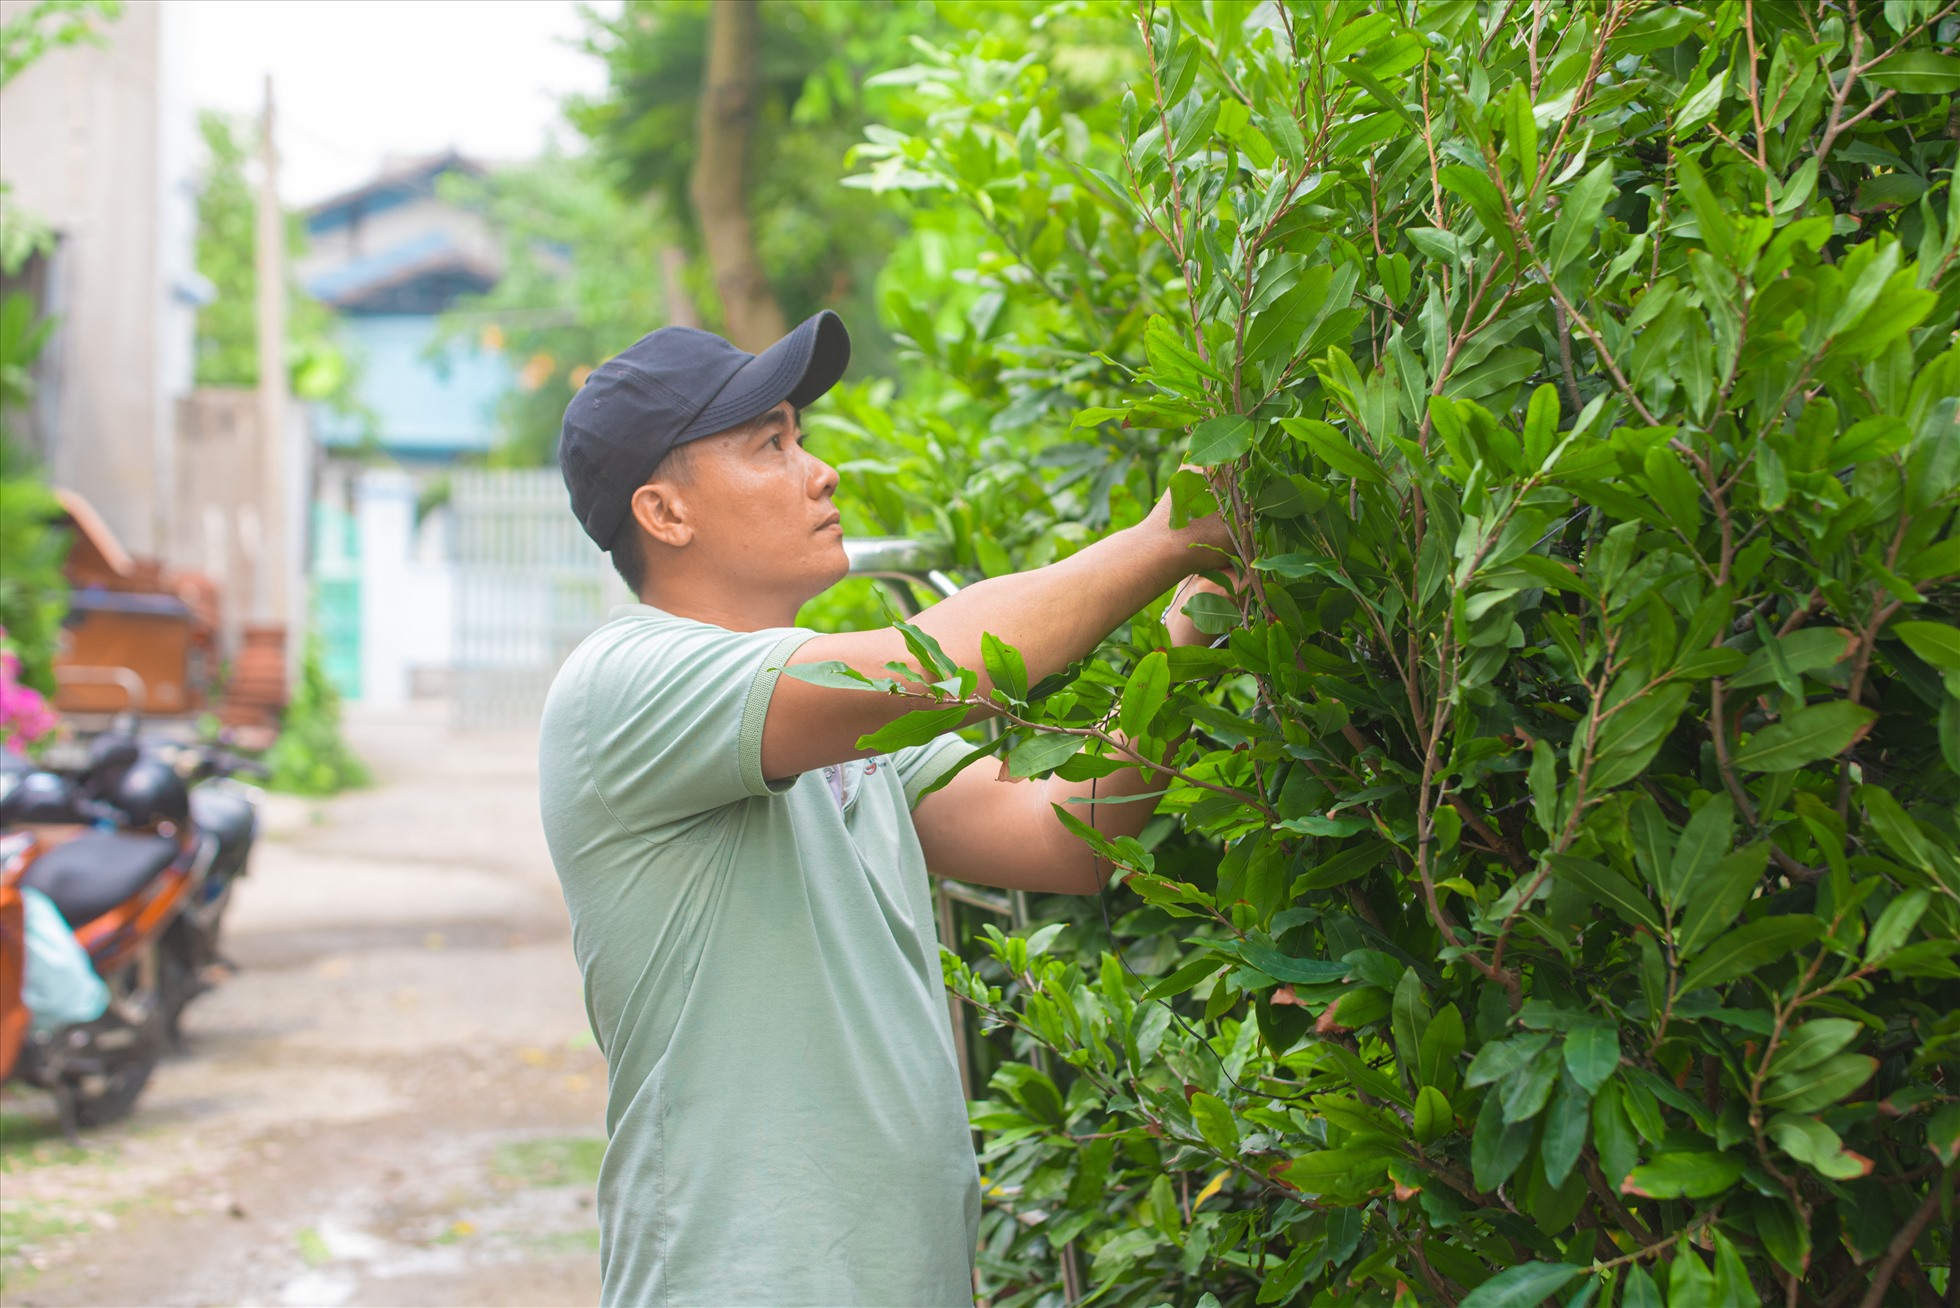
[{"left": 847, "top": 2, "right": 1960, "bottom": 1304}]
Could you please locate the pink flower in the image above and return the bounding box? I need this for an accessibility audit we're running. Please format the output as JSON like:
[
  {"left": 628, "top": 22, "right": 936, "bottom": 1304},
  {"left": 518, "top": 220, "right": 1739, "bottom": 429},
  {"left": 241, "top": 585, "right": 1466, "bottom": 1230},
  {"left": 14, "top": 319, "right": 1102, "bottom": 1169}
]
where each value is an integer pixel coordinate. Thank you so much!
[{"left": 0, "top": 628, "right": 59, "bottom": 753}]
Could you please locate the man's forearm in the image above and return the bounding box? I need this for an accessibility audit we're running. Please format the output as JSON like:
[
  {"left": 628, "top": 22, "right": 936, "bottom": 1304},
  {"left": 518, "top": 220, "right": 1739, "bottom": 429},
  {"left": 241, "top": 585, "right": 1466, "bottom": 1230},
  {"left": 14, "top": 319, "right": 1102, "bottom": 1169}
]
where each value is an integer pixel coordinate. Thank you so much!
[
  {"left": 768, "top": 503, "right": 1228, "bottom": 783},
  {"left": 904, "top": 519, "right": 1216, "bottom": 690}
]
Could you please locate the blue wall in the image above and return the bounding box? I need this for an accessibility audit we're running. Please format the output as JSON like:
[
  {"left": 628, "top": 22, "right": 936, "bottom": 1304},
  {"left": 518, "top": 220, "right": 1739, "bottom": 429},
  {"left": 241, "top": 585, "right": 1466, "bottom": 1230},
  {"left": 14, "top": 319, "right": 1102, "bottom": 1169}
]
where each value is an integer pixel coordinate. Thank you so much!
[{"left": 313, "top": 315, "right": 509, "bottom": 457}]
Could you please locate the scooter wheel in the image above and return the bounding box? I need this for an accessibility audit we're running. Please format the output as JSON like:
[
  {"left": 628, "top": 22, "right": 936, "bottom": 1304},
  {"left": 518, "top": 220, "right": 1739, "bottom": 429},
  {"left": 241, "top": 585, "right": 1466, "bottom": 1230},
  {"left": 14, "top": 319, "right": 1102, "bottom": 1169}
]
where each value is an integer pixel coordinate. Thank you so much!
[{"left": 63, "top": 952, "right": 165, "bottom": 1129}]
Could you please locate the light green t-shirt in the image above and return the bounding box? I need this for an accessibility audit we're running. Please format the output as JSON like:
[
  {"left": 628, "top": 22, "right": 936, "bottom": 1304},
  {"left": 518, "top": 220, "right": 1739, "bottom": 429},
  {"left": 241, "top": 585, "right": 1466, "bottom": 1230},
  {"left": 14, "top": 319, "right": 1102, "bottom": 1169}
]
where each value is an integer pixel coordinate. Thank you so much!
[{"left": 537, "top": 603, "right": 980, "bottom": 1308}]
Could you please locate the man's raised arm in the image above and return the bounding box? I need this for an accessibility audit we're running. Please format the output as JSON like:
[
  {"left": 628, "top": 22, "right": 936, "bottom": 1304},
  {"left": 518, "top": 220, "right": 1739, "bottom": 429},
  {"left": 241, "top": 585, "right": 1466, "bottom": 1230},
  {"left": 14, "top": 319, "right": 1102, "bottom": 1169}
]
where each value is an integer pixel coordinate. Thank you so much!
[{"left": 759, "top": 490, "right": 1231, "bottom": 782}]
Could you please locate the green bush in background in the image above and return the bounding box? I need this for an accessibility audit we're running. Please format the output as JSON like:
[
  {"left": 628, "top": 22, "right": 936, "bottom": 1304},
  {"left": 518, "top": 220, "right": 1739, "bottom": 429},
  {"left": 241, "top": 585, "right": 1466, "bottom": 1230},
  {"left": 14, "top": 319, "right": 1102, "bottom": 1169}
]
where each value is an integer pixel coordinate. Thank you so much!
[
  {"left": 842, "top": 2, "right": 1960, "bottom": 1304},
  {"left": 265, "top": 636, "right": 370, "bottom": 796}
]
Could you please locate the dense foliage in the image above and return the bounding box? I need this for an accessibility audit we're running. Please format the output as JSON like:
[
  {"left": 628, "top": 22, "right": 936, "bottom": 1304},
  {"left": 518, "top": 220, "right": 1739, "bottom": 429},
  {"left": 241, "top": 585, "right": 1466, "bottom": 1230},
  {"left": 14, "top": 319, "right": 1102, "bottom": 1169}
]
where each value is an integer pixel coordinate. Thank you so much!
[
  {"left": 263, "top": 636, "right": 369, "bottom": 796},
  {"left": 568, "top": 0, "right": 937, "bottom": 363},
  {"left": 190, "top": 110, "right": 360, "bottom": 415},
  {"left": 832, "top": 2, "right": 1960, "bottom": 1304}
]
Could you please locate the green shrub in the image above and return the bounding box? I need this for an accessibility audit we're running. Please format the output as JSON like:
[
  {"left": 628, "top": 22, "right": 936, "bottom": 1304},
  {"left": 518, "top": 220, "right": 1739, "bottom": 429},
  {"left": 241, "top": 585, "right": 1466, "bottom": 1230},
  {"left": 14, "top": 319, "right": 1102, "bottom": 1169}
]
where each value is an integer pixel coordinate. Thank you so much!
[
  {"left": 265, "top": 635, "right": 369, "bottom": 796},
  {"left": 851, "top": 2, "right": 1960, "bottom": 1303}
]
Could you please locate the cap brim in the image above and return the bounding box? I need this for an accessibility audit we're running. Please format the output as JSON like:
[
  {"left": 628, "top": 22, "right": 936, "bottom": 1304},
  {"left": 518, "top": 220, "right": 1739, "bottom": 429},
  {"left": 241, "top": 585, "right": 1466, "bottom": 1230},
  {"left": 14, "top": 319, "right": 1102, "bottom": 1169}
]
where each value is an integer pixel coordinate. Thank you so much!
[{"left": 677, "top": 310, "right": 851, "bottom": 442}]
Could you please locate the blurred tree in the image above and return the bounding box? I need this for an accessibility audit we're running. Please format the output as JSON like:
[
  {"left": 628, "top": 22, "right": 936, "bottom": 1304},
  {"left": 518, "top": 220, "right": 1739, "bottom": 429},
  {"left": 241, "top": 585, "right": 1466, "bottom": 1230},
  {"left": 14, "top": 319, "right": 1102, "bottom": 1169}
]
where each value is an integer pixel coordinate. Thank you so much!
[
  {"left": 568, "top": 0, "right": 940, "bottom": 371},
  {"left": 191, "top": 110, "right": 360, "bottom": 414},
  {"left": 433, "top": 148, "right": 678, "bottom": 467}
]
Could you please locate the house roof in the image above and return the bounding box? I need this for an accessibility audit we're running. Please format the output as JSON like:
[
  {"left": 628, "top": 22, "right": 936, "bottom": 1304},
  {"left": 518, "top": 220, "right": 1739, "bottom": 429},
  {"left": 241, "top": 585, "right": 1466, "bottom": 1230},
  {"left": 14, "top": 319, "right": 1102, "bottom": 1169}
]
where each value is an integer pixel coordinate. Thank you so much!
[
  {"left": 302, "top": 229, "right": 498, "bottom": 312},
  {"left": 304, "top": 149, "right": 485, "bottom": 235}
]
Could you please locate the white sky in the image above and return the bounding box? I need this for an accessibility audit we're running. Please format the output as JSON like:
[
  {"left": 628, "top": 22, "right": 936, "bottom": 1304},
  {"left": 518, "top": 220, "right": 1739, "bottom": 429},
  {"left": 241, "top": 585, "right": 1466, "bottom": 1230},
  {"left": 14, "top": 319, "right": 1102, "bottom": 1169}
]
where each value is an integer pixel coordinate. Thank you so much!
[{"left": 182, "top": 0, "right": 620, "bottom": 207}]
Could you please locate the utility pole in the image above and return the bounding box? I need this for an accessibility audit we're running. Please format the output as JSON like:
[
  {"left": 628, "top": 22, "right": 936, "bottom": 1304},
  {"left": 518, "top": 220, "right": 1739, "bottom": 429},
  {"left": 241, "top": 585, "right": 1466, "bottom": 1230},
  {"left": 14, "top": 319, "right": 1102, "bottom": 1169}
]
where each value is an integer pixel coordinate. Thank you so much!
[{"left": 254, "top": 73, "right": 292, "bottom": 683}]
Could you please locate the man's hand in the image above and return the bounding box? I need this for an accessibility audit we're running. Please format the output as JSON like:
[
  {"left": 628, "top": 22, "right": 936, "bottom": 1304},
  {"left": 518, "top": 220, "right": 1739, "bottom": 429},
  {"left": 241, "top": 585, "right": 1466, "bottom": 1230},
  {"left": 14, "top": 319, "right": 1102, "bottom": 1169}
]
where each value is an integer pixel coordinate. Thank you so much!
[
  {"left": 1140, "top": 470, "right": 1238, "bottom": 575},
  {"left": 1163, "top": 572, "right": 1240, "bottom": 648}
]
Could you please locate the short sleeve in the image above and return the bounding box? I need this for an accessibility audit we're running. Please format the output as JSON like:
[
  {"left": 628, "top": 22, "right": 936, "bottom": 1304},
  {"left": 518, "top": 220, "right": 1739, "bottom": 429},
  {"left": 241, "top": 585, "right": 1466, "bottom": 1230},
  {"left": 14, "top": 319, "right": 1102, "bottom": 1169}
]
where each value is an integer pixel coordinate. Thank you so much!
[
  {"left": 582, "top": 615, "right": 816, "bottom": 836},
  {"left": 890, "top": 732, "right": 979, "bottom": 810}
]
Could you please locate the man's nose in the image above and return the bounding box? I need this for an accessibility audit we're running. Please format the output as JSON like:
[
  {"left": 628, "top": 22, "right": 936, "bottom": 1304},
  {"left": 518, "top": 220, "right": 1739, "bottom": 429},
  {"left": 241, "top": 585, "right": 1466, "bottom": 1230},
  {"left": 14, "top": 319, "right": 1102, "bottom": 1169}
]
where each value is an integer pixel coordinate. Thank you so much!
[{"left": 809, "top": 451, "right": 840, "bottom": 499}]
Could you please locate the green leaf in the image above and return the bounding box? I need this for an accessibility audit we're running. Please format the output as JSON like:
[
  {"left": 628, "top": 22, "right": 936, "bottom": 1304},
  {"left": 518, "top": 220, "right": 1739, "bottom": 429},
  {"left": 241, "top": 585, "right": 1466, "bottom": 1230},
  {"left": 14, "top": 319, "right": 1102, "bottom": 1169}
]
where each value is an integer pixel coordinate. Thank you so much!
[
  {"left": 1007, "top": 731, "right": 1086, "bottom": 778},
  {"left": 1189, "top": 414, "right": 1255, "bottom": 465},
  {"left": 892, "top": 616, "right": 955, "bottom": 681},
  {"left": 980, "top": 632, "right": 1028, "bottom": 702},
  {"left": 1553, "top": 855, "right": 1663, "bottom": 933},
  {"left": 1857, "top": 785, "right": 1937, "bottom": 872},
  {"left": 1731, "top": 627, "right": 1854, "bottom": 690},
  {"left": 1190, "top": 1091, "right": 1238, "bottom": 1154},
  {"left": 779, "top": 660, "right": 892, "bottom": 692},
  {"left": 1680, "top": 916, "right": 1825, "bottom": 994},
  {"left": 1391, "top": 967, "right": 1428, "bottom": 1072},
  {"left": 856, "top": 705, "right": 968, "bottom": 752},
  {"left": 1867, "top": 888, "right": 1930, "bottom": 964},
  {"left": 1767, "top": 1112, "right": 1873, "bottom": 1180},
  {"left": 1244, "top": 265, "right": 1333, "bottom": 362},
  {"left": 1502, "top": 80, "right": 1538, "bottom": 193},
  {"left": 1467, "top": 1033, "right": 1553, "bottom": 1088},
  {"left": 1675, "top": 843, "right": 1770, "bottom": 957},
  {"left": 1500, "top": 1047, "right": 1561, "bottom": 1122},
  {"left": 1545, "top": 160, "right": 1616, "bottom": 274},
  {"left": 1459, "top": 1262, "right": 1581, "bottom": 1308},
  {"left": 1730, "top": 700, "right": 1877, "bottom": 771},
  {"left": 1279, "top": 417, "right": 1386, "bottom": 482},
  {"left": 1563, "top": 1022, "right": 1620, "bottom": 1094},
  {"left": 1620, "top": 1151, "right": 1743, "bottom": 1199},
  {"left": 1591, "top": 683, "right": 1692, "bottom": 789},
  {"left": 1769, "top": 1019, "right": 1863, "bottom": 1076},
  {"left": 1592, "top": 1083, "right": 1639, "bottom": 1187},
  {"left": 1414, "top": 1085, "right": 1452, "bottom": 1145},
  {"left": 1541, "top": 1075, "right": 1592, "bottom": 1186},
  {"left": 1674, "top": 154, "right": 1734, "bottom": 261},
  {"left": 1210, "top": 938, "right": 1351, "bottom": 986},
  {"left": 1119, "top": 650, "right": 1170, "bottom": 739},
  {"left": 1418, "top": 1002, "right": 1466, "bottom": 1091},
  {"left": 1893, "top": 621, "right": 1960, "bottom": 671},
  {"left": 1662, "top": 793, "right": 1733, "bottom": 912},
  {"left": 1763, "top": 1052, "right": 1879, "bottom": 1112},
  {"left": 1927, "top": 1103, "right": 1960, "bottom": 1166},
  {"left": 1753, "top": 1196, "right": 1811, "bottom": 1277},
  {"left": 1471, "top": 1086, "right": 1534, "bottom": 1190},
  {"left": 1142, "top": 954, "right": 1226, "bottom": 1003},
  {"left": 1861, "top": 50, "right": 1960, "bottom": 93}
]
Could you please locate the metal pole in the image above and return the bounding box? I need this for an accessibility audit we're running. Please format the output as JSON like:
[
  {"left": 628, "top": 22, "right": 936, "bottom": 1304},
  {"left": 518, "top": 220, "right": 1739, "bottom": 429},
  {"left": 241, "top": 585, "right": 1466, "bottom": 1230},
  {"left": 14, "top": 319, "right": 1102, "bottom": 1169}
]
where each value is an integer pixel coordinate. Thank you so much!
[{"left": 255, "top": 75, "right": 291, "bottom": 681}]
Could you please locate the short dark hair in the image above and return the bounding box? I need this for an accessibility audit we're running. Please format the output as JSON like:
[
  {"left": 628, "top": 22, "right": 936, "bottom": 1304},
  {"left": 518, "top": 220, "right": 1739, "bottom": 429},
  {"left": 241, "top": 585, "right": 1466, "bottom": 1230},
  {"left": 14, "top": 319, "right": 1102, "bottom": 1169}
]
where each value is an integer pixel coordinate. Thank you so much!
[{"left": 606, "top": 439, "right": 700, "bottom": 596}]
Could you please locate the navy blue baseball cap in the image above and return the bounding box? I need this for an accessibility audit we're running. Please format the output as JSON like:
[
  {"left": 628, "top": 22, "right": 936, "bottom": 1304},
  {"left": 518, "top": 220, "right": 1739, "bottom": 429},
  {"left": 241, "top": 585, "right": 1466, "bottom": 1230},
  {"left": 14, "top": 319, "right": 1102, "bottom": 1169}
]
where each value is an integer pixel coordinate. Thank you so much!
[{"left": 558, "top": 310, "right": 851, "bottom": 549}]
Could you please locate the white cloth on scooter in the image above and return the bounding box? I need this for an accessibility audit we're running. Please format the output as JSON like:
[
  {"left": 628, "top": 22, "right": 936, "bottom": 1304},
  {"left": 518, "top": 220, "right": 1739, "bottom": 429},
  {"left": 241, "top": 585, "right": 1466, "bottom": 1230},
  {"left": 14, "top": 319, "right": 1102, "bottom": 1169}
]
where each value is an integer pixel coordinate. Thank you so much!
[{"left": 20, "top": 886, "right": 109, "bottom": 1031}]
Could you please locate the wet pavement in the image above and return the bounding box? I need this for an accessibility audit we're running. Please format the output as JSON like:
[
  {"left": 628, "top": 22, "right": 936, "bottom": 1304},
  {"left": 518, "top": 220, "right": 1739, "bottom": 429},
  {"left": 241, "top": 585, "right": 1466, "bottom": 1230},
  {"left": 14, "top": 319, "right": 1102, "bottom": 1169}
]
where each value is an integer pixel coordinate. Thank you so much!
[{"left": 0, "top": 703, "right": 606, "bottom": 1307}]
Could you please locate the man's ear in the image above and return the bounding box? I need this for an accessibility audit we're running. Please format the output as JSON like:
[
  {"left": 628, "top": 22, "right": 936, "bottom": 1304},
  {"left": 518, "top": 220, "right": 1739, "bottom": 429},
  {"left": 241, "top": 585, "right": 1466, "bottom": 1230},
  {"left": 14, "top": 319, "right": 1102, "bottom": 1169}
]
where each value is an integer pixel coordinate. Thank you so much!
[{"left": 630, "top": 479, "right": 692, "bottom": 548}]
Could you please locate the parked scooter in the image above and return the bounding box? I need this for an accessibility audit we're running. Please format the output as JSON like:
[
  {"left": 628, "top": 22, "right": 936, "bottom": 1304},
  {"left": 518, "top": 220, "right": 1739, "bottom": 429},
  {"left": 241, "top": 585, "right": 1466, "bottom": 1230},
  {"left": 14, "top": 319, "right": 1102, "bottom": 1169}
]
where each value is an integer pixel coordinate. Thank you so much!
[{"left": 0, "top": 732, "right": 261, "bottom": 1130}]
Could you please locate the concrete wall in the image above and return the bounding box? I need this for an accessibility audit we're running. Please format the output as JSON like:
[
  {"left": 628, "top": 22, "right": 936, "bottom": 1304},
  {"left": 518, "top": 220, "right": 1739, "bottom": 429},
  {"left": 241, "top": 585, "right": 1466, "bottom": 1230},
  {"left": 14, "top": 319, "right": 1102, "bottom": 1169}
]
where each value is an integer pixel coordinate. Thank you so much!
[
  {"left": 0, "top": 0, "right": 198, "bottom": 556},
  {"left": 354, "top": 469, "right": 452, "bottom": 707},
  {"left": 171, "top": 387, "right": 308, "bottom": 649}
]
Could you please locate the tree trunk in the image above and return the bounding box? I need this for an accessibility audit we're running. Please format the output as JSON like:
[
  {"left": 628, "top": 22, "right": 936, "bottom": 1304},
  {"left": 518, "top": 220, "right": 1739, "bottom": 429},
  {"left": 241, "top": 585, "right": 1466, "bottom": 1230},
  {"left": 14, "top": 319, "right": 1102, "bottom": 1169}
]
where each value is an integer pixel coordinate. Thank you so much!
[
  {"left": 658, "top": 245, "right": 702, "bottom": 330},
  {"left": 688, "top": 0, "right": 786, "bottom": 352}
]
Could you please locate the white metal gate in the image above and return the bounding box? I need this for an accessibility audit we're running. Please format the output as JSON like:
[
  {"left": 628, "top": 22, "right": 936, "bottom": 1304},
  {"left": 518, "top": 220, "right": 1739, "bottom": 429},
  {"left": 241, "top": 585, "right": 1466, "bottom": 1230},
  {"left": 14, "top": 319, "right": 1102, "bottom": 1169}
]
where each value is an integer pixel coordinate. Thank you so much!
[{"left": 450, "top": 468, "right": 629, "bottom": 729}]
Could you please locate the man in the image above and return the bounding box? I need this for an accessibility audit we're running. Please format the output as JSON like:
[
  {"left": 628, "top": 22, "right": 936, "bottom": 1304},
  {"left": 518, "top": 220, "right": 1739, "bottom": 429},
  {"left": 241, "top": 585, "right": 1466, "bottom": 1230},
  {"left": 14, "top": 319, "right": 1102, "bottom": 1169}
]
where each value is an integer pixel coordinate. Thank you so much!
[{"left": 540, "top": 310, "right": 1232, "bottom": 1307}]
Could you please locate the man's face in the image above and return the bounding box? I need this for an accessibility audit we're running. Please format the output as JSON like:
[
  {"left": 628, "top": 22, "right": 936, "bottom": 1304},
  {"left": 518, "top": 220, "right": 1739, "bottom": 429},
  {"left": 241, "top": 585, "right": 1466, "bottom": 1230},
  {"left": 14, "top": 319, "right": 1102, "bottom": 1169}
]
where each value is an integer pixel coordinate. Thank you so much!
[{"left": 671, "top": 401, "right": 848, "bottom": 605}]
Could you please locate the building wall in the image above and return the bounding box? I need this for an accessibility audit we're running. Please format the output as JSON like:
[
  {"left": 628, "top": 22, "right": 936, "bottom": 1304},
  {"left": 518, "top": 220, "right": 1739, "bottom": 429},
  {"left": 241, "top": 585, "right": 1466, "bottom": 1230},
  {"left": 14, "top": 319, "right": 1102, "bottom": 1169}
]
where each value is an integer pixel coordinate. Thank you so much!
[
  {"left": 0, "top": 0, "right": 197, "bottom": 557},
  {"left": 313, "top": 315, "right": 508, "bottom": 455}
]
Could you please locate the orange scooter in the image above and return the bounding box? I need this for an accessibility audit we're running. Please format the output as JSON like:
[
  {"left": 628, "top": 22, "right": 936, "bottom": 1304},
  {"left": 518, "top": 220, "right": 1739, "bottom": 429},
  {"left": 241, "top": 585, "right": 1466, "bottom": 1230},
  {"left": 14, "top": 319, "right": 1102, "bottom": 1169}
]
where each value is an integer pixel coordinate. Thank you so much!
[{"left": 0, "top": 789, "right": 213, "bottom": 1131}]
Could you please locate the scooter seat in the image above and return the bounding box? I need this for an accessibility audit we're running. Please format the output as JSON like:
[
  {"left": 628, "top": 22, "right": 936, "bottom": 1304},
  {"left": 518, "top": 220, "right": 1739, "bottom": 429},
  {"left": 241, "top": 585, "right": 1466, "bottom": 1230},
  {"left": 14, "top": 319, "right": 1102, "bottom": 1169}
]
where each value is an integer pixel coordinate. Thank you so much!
[
  {"left": 20, "top": 832, "right": 180, "bottom": 929},
  {"left": 189, "top": 788, "right": 256, "bottom": 879}
]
